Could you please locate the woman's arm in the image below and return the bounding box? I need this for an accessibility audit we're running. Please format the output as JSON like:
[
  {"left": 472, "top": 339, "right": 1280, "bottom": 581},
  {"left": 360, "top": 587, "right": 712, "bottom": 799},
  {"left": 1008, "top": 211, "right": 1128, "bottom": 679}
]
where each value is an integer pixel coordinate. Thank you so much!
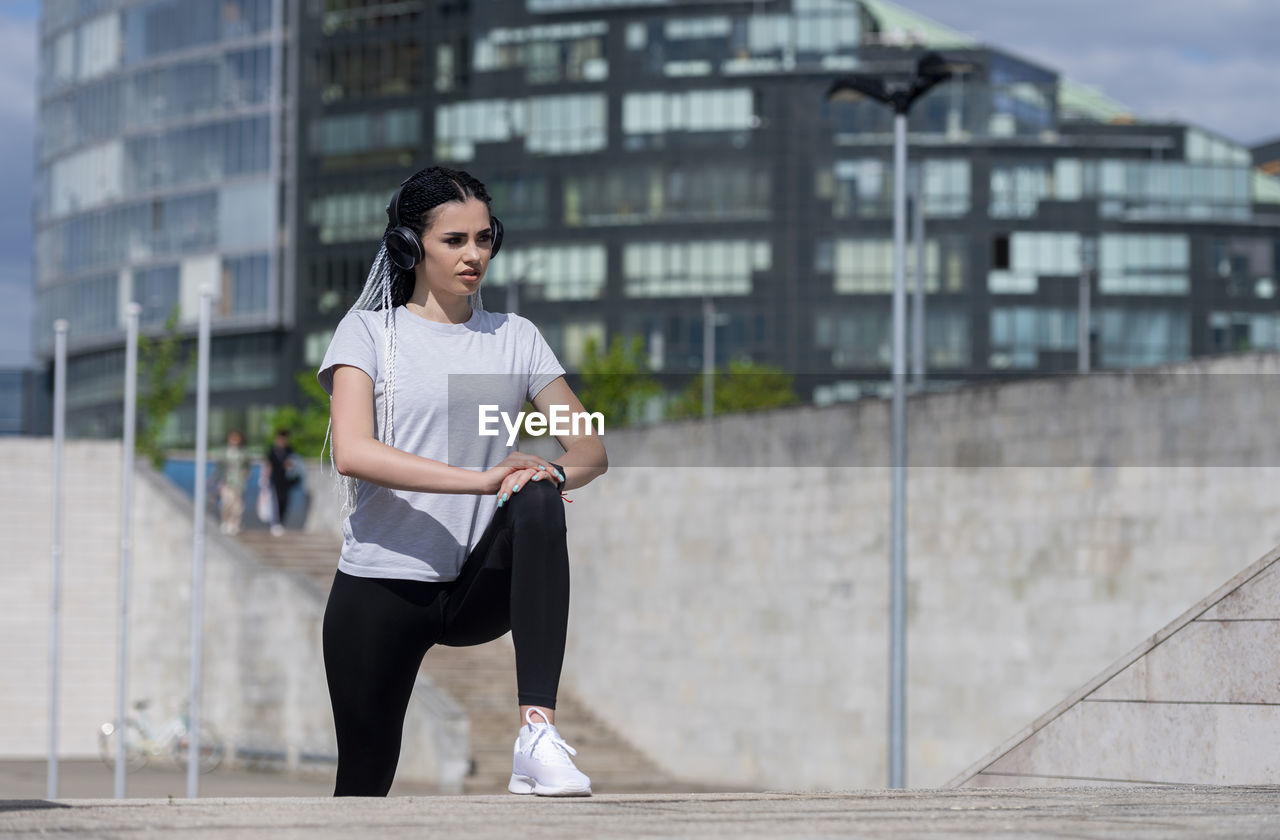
[
  {"left": 330, "top": 364, "right": 561, "bottom": 494},
  {"left": 530, "top": 376, "right": 608, "bottom": 492}
]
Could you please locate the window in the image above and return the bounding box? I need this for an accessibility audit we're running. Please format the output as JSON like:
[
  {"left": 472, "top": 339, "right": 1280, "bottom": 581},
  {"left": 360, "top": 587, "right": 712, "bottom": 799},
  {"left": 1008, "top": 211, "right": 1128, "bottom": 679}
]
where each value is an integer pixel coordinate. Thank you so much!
[
  {"left": 988, "top": 307, "right": 1079, "bottom": 369},
  {"left": 483, "top": 244, "right": 607, "bottom": 301},
  {"left": 564, "top": 165, "right": 769, "bottom": 226},
  {"left": 622, "top": 89, "right": 755, "bottom": 135},
  {"left": 134, "top": 265, "right": 182, "bottom": 326},
  {"left": 1098, "top": 234, "right": 1189, "bottom": 295},
  {"left": 832, "top": 238, "right": 966, "bottom": 294},
  {"left": 312, "top": 109, "right": 421, "bottom": 157},
  {"left": 1099, "top": 308, "right": 1189, "bottom": 367},
  {"left": 624, "top": 240, "right": 768, "bottom": 297},
  {"left": 309, "top": 190, "right": 386, "bottom": 245},
  {"left": 988, "top": 232, "right": 1081, "bottom": 294},
  {"left": 834, "top": 159, "right": 970, "bottom": 219},
  {"left": 222, "top": 253, "right": 269, "bottom": 316}
]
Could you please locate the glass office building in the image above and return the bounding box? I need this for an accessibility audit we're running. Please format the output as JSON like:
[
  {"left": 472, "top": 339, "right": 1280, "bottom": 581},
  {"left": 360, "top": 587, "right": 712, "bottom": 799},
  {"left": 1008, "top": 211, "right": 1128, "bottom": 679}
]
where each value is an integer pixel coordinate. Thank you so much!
[
  {"left": 34, "top": 0, "right": 289, "bottom": 438},
  {"left": 35, "top": 0, "right": 1280, "bottom": 437}
]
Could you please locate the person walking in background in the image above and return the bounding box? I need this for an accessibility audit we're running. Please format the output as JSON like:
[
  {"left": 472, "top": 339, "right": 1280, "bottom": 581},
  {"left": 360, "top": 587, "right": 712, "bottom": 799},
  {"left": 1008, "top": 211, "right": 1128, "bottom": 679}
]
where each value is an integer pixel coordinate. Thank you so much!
[
  {"left": 216, "top": 429, "right": 250, "bottom": 535},
  {"left": 319, "top": 166, "right": 607, "bottom": 797},
  {"left": 264, "top": 428, "right": 300, "bottom": 536}
]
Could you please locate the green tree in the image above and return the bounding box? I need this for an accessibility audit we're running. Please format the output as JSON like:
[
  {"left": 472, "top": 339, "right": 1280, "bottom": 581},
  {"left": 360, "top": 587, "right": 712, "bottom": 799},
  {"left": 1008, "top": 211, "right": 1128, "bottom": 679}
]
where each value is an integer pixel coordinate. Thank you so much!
[
  {"left": 137, "top": 307, "right": 195, "bottom": 470},
  {"left": 577, "top": 334, "right": 661, "bottom": 428},
  {"left": 266, "top": 370, "right": 333, "bottom": 457},
  {"left": 667, "top": 359, "right": 800, "bottom": 420}
]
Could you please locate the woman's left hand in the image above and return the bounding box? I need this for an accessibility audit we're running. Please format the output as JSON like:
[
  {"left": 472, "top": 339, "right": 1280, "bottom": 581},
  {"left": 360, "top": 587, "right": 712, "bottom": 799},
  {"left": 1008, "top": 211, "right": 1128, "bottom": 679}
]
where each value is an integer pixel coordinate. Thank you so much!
[{"left": 495, "top": 463, "right": 561, "bottom": 507}]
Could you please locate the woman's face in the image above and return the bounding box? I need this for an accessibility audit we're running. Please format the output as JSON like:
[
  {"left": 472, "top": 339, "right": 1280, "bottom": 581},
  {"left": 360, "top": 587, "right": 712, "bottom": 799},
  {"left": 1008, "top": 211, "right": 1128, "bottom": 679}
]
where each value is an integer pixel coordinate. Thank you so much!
[{"left": 413, "top": 197, "right": 495, "bottom": 301}]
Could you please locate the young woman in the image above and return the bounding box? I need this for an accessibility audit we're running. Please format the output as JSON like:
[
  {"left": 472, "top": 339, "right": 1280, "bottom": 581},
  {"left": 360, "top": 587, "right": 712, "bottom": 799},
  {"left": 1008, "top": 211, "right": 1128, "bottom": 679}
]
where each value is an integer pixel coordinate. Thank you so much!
[{"left": 317, "top": 166, "right": 607, "bottom": 797}]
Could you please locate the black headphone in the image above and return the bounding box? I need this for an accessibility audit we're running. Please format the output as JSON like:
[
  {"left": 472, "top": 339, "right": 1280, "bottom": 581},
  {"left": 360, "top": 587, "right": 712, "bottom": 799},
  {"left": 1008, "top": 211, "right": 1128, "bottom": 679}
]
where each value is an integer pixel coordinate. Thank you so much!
[{"left": 384, "top": 175, "right": 504, "bottom": 271}]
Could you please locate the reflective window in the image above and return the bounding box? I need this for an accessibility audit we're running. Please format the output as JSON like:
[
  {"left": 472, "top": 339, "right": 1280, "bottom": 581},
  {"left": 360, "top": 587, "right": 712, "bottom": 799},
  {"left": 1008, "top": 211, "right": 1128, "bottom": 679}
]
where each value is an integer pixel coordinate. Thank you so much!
[
  {"left": 311, "top": 108, "right": 421, "bottom": 157},
  {"left": 1208, "top": 312, "right": 1280, "bottom": 353},
  {"left": 37, "top": 191, "right": 220, "bottom": 284},
  {"left": 988, "top": 307, "right": 1078, "bottom": 369},
  {"left": 130, "top": 116, "right": 268, "bottom": 193},
  {"left": 831, "top": 159, "right": 970, "bottom": 218},
  {"left": 317, "top": 40, "right": 422, "bottom": 103},
  {"left": 1099, "top": 234, "right": 1189, "bottom": 295},
  {"left": 992, "top": 158, "right": 1252, "bottom": 221},
  {"left": 66, "top": 348, "right": 124, "bottom": 410},
  {"left": 436, "top": 95, "right": 605, "bottom": 160},
  {"left": 1210, "top": 237, "right": 1277, "bottom": 299},
  {"left": 624, "top": 240, "right": 769, "bottom": 297},
  {"left": 483, "top": 244, "right": 607, "bottom": 301},
  {"left": 832, "top": 237, "right": 966, "bottom": 294},
  {"left": 1099, "top": 308, "right": 1189, "bottom": 367},
  {"left": 40, "top": 46, "right": 274, "bottom": 165},
  {"left": 309, "top": 190, "right": 386, "bottom": 245},
  {"left": 221, "top": 253, "right": 270, "bottom": 316},
  {"left": 134, "top": 264, "right": 182, "bottom": 326},
  {"left": 565, "top": 165, "right": 769, "bottom": 226},
  {"left": 487, "top": 175, "right": 549, "bottom": 229},
  {"left": 35, "top": 273, "right": 119, "bottom": 342},
  {"left": 988, "top": 232, "right": 1081, "bottom": 294},
  {"left": 527, "top": 95, "right": 607, "bottom": 154},
  {"left": 319, "top": 0, "right": 424, "bottom": 35},
  {"left": 817, "top": 307, "right": 968, "bottom": 369},
  {"left": 622, "top": 89, "right": 755, "bottom": 134},
  {"left": 474, "top": 22, "right": 608, "bottom": 84}
]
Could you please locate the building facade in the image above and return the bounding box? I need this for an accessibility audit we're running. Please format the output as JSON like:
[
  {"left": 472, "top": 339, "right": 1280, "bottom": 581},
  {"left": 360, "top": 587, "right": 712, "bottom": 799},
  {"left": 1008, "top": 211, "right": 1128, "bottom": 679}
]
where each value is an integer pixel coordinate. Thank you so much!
[
  {"left": 34, "top": 0, "right": 291, "bottom": 439},
  {"left": 34, "top": 0, "right": 1280, "bottom": 438}
]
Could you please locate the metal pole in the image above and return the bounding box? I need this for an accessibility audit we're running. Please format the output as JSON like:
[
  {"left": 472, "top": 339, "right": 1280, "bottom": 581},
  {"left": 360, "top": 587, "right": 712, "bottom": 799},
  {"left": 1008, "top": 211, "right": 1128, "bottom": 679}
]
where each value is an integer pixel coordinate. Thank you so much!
[
  {"left": 114, "top": 303, "right": 140, "bottom": 798},
  {"left": 888, "top": 111, "right": 909, "bottom": 789},
  {"left": 47, "top": 319, "right": 68, "bottom": 800},
  {"left": 187, "top": 289, "right": 212, "bottom": 797},
  {"left": 702, "top": 296, "right": 715, "bottom": 419},
  {"left": 1078, "top": 253, "right": 1091, "bottom": 374},
  {"left": 911, "top": 164, "right": 926, "bottom": 389}
]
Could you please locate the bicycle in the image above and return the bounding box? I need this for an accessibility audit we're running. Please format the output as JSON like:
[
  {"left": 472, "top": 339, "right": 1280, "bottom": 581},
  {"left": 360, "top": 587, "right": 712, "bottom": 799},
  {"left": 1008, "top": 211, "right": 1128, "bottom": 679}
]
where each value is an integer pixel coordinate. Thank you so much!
[{"left": 98, "top": 699, "right": 226, "bottom": 774}]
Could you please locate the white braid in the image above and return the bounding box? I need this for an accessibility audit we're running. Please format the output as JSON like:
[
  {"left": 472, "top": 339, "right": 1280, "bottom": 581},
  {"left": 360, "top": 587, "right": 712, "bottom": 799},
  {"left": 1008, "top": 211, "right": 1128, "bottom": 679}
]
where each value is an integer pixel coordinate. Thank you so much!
[{"left": 323, "top": 241, "right": 488, "bottom": 517}]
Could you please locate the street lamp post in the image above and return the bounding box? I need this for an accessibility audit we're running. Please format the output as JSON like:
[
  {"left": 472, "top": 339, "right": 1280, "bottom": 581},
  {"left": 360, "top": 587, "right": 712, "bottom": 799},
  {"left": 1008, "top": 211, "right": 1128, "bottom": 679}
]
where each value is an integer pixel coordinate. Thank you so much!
[{"left": 827, "top": 52, "right": 961, "bottom": 789}]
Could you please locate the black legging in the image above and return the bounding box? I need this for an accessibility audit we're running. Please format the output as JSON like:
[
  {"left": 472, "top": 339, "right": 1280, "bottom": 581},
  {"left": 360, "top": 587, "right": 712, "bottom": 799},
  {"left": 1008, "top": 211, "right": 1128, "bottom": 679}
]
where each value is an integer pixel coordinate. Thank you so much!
[{"left": 322, "top": 477, "right": 570, "bottom": 797}]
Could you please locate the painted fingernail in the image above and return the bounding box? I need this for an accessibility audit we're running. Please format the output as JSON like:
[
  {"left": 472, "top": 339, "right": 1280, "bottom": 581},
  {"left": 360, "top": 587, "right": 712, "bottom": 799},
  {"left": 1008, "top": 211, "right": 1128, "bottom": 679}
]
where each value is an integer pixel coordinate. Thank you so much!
[
  {"left": 556, "top": 471, "right": 565, "bottom": 482},
  {"left": 537, "top": 464, "right": 546, "bottom": 471},
  {"left": 501, "top": 493, "right": 508, "bottom": 503},
  {"left": 514, "top": 484, "right": 520, "bottom": 491}
]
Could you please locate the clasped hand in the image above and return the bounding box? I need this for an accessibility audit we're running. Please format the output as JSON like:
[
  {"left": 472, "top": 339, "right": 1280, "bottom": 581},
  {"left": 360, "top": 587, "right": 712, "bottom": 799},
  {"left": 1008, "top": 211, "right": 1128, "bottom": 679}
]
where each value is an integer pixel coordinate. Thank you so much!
[{"left": 480, "top": 451, "right": 565, "bottom": 507}]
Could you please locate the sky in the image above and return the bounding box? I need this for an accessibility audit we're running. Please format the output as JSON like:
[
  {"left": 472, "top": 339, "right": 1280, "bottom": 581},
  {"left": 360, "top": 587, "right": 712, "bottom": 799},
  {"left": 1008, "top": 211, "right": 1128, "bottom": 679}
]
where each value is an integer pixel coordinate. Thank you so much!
[{"left": 0, "top": 0, "right": 1277, "bottom": 369}]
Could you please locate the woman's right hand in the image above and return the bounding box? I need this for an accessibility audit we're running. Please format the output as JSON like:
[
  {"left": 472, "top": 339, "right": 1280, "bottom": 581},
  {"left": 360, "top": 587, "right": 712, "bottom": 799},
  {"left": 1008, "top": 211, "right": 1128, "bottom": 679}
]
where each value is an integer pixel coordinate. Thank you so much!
[{"left": 478, "top": 452, "right": 565, "bottom": 495}]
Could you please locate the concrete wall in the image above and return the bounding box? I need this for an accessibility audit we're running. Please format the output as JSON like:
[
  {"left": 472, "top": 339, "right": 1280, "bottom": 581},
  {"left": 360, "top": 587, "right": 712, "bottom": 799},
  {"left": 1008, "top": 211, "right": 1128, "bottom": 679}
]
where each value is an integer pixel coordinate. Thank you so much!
[
  {"left": 0, "top": 439, "right": 466, "bottom": 790},
  {"left": 535, "top": 353, "right": 1280, "bottom": 789},
  {"left": 9, "top": 352, "right": 1280, "bottom": 792}
]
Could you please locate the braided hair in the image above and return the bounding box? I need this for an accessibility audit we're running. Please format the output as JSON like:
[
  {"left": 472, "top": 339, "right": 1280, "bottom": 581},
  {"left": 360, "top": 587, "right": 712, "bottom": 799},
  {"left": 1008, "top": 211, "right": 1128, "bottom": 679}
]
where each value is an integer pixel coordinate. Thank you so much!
[{"left": 327, "top": 166, "right": 496, "bottom": 513}]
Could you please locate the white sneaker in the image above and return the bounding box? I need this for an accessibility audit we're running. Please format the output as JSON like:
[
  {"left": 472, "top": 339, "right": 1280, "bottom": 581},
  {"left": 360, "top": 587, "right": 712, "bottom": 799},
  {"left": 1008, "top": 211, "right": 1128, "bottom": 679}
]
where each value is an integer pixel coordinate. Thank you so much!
[
  {"left": 508, "top": 708, "right": 591, "bottom": 796},
  {"left": 270, "top": 524, "right": 284, "bottom": 536}
]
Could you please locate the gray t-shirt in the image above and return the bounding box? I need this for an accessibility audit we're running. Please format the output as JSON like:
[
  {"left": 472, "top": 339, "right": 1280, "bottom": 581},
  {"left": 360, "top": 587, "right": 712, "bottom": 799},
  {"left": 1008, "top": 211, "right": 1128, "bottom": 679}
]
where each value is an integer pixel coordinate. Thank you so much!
[{"left": 317, "top": 305, "right": 565, "bottom": 582}]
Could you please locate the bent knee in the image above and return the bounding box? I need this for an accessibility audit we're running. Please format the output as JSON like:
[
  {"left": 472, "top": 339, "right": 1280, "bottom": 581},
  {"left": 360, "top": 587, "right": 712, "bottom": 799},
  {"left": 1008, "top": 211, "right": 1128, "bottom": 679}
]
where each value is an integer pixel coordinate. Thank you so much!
[{"left": 504, "top": 477, "right": 566, "bottom": 524}]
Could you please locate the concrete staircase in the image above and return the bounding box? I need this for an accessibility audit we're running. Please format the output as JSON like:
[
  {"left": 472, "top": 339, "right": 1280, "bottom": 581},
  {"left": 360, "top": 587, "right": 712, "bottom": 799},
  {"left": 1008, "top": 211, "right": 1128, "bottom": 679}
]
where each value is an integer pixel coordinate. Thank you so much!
[{"left": 236, "top": 530, "right": 695, "bottom": 793}]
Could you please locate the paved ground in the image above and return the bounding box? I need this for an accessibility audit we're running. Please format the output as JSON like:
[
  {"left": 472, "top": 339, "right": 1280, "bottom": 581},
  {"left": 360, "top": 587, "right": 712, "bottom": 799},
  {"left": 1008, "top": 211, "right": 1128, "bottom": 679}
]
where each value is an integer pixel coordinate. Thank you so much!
[
  {"left": 0, "top": 759, "right": 434, "bottom": 799},
  {"left": 5, "top": 786, "right": 1280, "bottom": 838}
]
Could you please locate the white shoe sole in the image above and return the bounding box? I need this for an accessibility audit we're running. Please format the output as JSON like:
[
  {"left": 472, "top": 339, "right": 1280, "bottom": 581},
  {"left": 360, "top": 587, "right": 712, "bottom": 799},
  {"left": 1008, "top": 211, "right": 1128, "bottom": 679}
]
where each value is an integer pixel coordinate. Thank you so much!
[{"left": 508, "top": 773, "right": 591, "bottom": 796}]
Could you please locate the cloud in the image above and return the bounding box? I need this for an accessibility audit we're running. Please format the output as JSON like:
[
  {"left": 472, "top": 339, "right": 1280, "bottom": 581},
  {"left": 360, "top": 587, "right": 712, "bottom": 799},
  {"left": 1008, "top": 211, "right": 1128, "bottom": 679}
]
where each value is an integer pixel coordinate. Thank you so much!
[{"left": 901, "top": 0, "right": 1280, "bottom": 144}]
